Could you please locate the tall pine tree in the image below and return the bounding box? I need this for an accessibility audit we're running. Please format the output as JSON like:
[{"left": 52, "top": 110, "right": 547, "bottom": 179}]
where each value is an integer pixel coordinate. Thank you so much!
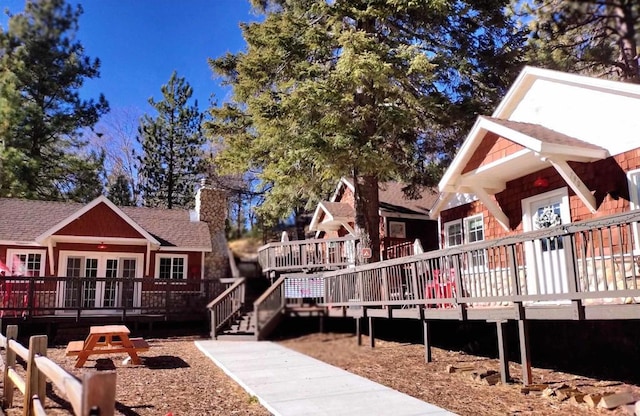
[
  {"left": 516, "top": 0, "right": 640, "bottom": 82},
  {"left": 0, "top": 0, "right": 109, "bottom": 201},
  {"left": 137, "top": 71, "right": 205, "bottom": 209},
  {"left": 208, "top": 0, "right": 524, "bottom": 261}
]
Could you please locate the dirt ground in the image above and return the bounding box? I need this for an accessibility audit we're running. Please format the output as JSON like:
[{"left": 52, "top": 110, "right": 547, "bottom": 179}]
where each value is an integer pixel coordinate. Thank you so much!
[{"left": 2, "top": 332, "right": 639, "bottom": 415}]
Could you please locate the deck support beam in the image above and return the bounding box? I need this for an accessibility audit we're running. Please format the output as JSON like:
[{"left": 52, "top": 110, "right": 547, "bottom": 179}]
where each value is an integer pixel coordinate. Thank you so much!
[
  {"left": 423, "top": 320, "right": 432, "bottom": 363},
  {"left": 518, "top": 319, "right": 532, "bottom": 386},
  {"left": 356, "top": 317, "right": 362, "bottom": 346},
  {"left": 369, "top": 317, "right": 375, "bottom": 348},
  {"left": 494, "top": 320, "right": 510, "bottom": 384}
]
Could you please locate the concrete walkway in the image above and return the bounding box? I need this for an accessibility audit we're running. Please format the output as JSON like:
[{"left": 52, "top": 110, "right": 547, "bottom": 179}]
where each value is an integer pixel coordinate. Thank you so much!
[{"left": 195, "top": 340, "right": 455, "bottom": 416}]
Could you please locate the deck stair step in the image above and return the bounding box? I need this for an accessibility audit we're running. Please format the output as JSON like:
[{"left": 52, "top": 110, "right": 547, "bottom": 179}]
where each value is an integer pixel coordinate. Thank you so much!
[{"left": 219, "top": 310, "right": 256, "bottom": 338}]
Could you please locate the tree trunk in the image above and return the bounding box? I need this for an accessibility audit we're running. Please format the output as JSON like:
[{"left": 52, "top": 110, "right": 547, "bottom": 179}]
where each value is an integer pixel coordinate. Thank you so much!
[
  {"left": 353, "top": 174, "right": 381, "bottom": 263},
  {"left": 614, "top": 2, "right": 639, "bottom": 82}
]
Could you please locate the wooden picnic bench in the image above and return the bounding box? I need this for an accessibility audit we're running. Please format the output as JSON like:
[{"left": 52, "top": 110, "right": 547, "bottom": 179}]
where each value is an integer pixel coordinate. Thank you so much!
[{"left": 66, "top": 324, "right": 150, "bottom": 368}]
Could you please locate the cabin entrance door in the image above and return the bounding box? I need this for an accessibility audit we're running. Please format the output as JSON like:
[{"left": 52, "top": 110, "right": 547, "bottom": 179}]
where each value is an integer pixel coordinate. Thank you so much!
[{"left": 522, "top": 187, "right": 571, "bottom": 297}]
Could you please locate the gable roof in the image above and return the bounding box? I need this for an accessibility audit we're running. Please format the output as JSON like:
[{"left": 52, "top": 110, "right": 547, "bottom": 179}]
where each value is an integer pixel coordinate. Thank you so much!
[
  {"left": 336, "top": 178, "right": 440, "bottom": 216},
  {"left": 0, "top": 197, "right": 211, "bottom": 251},
  {"left": 430, "top": 66, "right": 640, "bottom": 225}
]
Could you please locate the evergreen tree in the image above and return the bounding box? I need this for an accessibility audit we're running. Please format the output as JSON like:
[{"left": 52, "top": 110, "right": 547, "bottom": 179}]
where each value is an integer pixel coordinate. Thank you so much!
[
  {"left": 0, "top": 0, "right": 109, "bottom": 200},
  {"left": 137, "top": 71, "right": 205, "bottom": 209},
  {"left": 208, "top": 0, "right": 524, "bottom": 261},
  {"left": 516, "top": 0, "right": 640, "bottom": 82},
  {"left": 107, "top": 174, "right": 134, "bottom": 206}
]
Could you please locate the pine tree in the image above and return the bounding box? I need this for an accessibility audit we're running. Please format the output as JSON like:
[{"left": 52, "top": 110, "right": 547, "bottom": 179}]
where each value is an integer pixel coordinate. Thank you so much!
[
  {"left": 137, "top": 71, "right": 205, "bottom": 209},
  {"left": 208, "top": 0, "right": 524, "bottom": 261},
  {"left": 107, "top": 174, "right": 134, "bottom": 206},
  {"left": 516, "top": 0, "right": 640, "bottom": 82},
  {"left": 0, "top": 0, "right": 109, "bottom": 200}
]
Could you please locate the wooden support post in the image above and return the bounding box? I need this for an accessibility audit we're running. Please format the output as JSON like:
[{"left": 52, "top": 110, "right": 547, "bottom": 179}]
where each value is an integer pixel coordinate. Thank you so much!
[
  {"left": 81, "top": 371, "right": 117, "bottom": 416},
  {"left": 369, "top": 316, "right": 375, "bottom": 348},
  {"left": 518, "top": 319, "right": 533, "bottom": 386},
  {"left": 3, "top": 325, "right": 18, "bottom": 408},
  {"left": 319, "top": 314, "right": 324, "bottom": 334},
  {"left": 25, "top": 335, "right": 48, "bottom": 416},
  {"left": 495, "top": 321, "right": 510, "bottom": 384},
  {"left": 423, "top": 320, "right": 432, "bottom": 363},
  {"left": 356, "top": 318, "right": 362, "bottom": 346}
]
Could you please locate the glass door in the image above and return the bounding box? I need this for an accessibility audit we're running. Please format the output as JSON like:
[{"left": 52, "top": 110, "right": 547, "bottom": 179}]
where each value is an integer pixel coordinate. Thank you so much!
[
  {"left": 58, "top": 252, "right": 140, "bottom": 314},
  {"left": 522, "top": 188, "right": 571, "bottom": 297}
]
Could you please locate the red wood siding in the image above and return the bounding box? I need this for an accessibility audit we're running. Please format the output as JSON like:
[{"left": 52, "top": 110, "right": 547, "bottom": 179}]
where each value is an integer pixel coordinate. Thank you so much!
[
  {"left": 462, "top": 133, "right": 526, "bottom": 174},
  {"left": 56, "top": 202, "right": 144, "bottom": 238},
  {"left": 441, "top": 149, "right": 640, "bottom": 241}
]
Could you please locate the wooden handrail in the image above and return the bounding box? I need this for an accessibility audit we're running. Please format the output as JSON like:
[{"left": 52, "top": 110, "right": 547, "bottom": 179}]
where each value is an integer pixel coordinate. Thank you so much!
[
  {"left": 1, "top": 325, "right": 116, "bottom": 415},
  {"left": 254, "top": 276, "right": 286, "bottom": 340},
  {"left": 207, "top": 278, "right": 246, "bottom": 338}
]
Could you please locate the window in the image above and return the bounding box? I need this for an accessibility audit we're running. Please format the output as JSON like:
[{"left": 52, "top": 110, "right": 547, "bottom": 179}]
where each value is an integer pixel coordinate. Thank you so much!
[
  {"left": 444, "top": 215, "right": 485, "bottom": 268},
  {"left": 6, "top": 249, "right": 46, "bottom": 276},
  {"left": 388, "top": 221, "right": 406, "bottom": 239},
  {"left": 156, "top": 255, "right": 187, "bottom": 280},
  {"left": 444, "top": 220, "right": 463, "bottom": 247},
  {"left": 628, "top": 169, "right": 640, "bottom": 252}
]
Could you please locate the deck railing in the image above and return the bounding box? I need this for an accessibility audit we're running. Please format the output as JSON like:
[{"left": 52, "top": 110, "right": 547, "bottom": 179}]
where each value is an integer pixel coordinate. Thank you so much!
[
  {"left": 0, "top": 276, "right": 226, "bottom": 320},
  {"left": 254, "top": 276, "right": 286, "bottom": 340},
  {"left": 257, "top": 236, "right": 358, "bottom": 273},
  {"left": 207, "top": 278, "right": 246, "bottom": 339},
  {"left": 320, "top": 209, "right": 640, "bottom": 311}
]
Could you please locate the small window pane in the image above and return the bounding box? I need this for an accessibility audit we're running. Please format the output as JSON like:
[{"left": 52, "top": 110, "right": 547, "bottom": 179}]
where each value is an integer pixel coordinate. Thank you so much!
[
  {"left": 447, "top": 223, "right": 463, "bottom": 247},
  {"left": 159, "top": 258, "right": 172, "bottom": 279}
]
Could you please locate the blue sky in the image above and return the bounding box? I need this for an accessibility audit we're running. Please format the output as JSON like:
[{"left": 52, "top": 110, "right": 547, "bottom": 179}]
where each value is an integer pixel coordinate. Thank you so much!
[{"left": 1, "top": 0, "right": 258, "bottom": 115}]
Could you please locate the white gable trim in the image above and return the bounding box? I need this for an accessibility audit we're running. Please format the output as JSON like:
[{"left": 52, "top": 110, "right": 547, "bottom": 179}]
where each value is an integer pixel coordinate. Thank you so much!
[
  {"left": 493, "top": 66, "right": 640, "bottom": 120},
  {"left": 330, "top": 177, "right": 355, "bottom": 202},
  {"left": 35, "top": 195, "right": 160, "bottom": 246}
]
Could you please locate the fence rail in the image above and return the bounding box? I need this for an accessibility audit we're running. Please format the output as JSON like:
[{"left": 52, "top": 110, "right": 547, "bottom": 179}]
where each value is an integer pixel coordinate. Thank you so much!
[
  {"left": 258, "top": 237, "right": 357, "bottom": 273},
  {"left": 319, "top": 209, "right": 640, "bottom": 315},
  {"left": 1, "top": 325, "right": 116, "bottom": 416}
]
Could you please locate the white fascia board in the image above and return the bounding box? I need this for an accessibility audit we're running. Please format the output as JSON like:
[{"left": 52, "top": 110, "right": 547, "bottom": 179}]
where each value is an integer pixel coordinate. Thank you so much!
[
  {"left": 308, "top": 203, "right": 327, "bottom": 231},
  {"left": 0, "top": 240, "right": 42, "bottom": 247},
  {"left": 379, "top": 210, "right": 431, "bottom": 220},
  {"left": 540, "top": 143, "right": 609, "bottom": 160},
  {"left": 48, "top": 235, "right": 150, "bottom": 246},
  {"left": 438, "top": 117, "right": 488, "bottom": 191},
  {"left": 493, "top": 66, "right": 640, "bottom": 120},
  {"left": 330, "top": 177, "right": 355, "bottom": 202},
  {"left": 158, "top": 246, "right": 211, "bottom": 252},
  {"left": 429, "top": 192, "right": 455, "bottom": 219}
]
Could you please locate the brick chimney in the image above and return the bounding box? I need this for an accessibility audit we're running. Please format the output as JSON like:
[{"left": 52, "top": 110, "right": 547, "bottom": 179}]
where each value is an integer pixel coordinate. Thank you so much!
[{"left": 196, "top": 179, "right": 230, "bottom": 280}]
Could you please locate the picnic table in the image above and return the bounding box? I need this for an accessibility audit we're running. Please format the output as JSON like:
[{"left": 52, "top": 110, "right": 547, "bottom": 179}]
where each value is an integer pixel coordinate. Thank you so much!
[{"left": 66, "top": 324, "right": 150, "bottom": 368}]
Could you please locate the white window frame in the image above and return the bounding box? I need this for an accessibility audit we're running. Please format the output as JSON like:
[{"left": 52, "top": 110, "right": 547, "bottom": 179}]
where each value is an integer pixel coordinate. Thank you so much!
[
  {"left": 627, "top": 169, "right": 640, "bottom": 253},
  {"left": 155, "top": 254, "right": 188, "bottom": 281},
  {"left": 6, "top": 249, "right": 46, "bottom": 277},
  {"left": 443, "top": 215, "right": 486, "bottom": 269},
  {"left": 443, "top": 219, "right": 463, "bottom": 248}
]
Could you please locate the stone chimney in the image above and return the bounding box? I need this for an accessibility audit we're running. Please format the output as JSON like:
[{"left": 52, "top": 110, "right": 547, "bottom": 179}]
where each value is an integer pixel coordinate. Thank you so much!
[{"left": 196, "top": 179, "right": 230, "bottom": 280}]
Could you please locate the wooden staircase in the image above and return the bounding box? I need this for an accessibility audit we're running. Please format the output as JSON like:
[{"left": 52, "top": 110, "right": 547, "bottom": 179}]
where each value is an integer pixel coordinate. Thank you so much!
[{"left": 215, "top": 309, "right": 256, "bottom": 340}]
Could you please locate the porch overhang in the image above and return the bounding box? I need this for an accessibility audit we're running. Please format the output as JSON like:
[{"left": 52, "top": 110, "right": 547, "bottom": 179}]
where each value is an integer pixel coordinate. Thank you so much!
[
  {"left": 430, "top": 117, "right": 609, "bottom": 229},
  {"left": 309, "top": 201, "right": 356, "bottom": 235}
]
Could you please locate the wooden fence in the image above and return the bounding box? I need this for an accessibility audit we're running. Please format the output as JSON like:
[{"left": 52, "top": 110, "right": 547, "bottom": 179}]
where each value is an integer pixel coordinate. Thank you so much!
[{"left": 1, "top": 324, "right": 116, "bottom": 416}]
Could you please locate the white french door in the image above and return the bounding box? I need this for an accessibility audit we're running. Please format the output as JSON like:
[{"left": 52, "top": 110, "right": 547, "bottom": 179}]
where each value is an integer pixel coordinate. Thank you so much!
[
  {"left": 522, "top": 188, "right": 571, "bottom": 297},
  {"left": 57, "top": 252, "right": 142, "bottom": 314}
]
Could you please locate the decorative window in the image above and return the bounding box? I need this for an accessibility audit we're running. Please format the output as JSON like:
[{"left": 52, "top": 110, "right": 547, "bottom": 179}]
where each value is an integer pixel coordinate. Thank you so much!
[
  {"left": 388, "top": 221, "right": 406, "bottom": 238},
  {"left": 6, "top": 249, "right": 46, "bottom": 276},
  {"left": 156, "top": 255, "right": 187, "bottom": 280}
]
